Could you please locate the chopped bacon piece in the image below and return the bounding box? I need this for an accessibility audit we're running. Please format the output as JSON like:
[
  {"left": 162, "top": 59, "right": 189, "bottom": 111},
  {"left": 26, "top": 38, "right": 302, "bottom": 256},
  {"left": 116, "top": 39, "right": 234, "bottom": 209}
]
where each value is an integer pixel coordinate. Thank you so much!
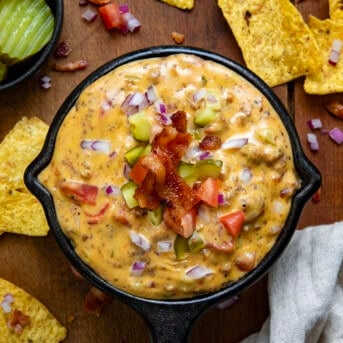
[
  {"left": 134, "top": 172, "right": 160, "bottom": 210},
  {"left": 83, "top": 287, "right": 112, "bottom": 316},
  {"left": 171, "top": 110, "right": 187, "bottom": 133},
  {"left": 52, "top": 60, "right": 88, "bottom": 72},
  {"left": 163, "top": 208, "right": 195, "bottom": 238},
  {"left": 199, "top": 135, "right": 222, "bottom": 150},
  {"left": 171, "top": 31, "right": 185, "bottom": 45},
  {"left": 7, "top": 309, "right": 31, "bottom": 334},
  {"left": 326, "top": 101, "right": 343, "bottom": 119},
  {"left": 129, "top": 156, "right": 149, "bottom": 185},
  {"left": 60, "top": 181, "right": 98, "bottom": 205}
]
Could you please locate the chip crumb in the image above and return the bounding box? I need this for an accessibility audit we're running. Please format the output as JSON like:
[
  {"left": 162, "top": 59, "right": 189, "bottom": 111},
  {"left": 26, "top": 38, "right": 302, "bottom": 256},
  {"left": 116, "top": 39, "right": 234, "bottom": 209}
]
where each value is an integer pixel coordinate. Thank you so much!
[{"left": 171, "top": 31, "right": 185, "bottom": 44}]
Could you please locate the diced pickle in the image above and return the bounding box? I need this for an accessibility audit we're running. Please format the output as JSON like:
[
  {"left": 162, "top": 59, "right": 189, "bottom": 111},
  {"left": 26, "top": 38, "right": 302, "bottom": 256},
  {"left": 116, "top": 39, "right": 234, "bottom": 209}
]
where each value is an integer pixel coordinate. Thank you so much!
[
  {"left": 120, "top": 181, "right": 138, "bottom": 209},
  {"left": 187, "top": 231, "right": 206, "bottom": 253},
  {"left": 194, "top": 107, "right": 218, "bottom": 127},
  {"left": 143, "top": 144, "right": 152, "bottom": 155},
  {"left": 128, "top": 111, "right": 151, "bottom": 141},
  {"left": 148, "top": 206, "right": 163, "bottom": 226},
  {"left": 174, "top": 234, "right": 189, "bottom": 260},
  {"left": 125, "top": 146, "right": 145, "bottom": 166},
  {"left": 257, "top": 128, "right": 276, "bottom": 145},
  {"left": 194, "top": 159, "right": 223, "bottom": 180},
  {"left": 178, "top": 162, "right": 195, "bottom": 179}
]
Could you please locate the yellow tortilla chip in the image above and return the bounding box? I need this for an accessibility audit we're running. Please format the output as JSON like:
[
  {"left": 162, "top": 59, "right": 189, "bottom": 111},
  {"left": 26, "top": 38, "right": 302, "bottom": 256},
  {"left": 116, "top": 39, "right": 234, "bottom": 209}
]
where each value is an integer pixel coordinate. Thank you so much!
[
  {"left": 329, "top": 0, "right": 343, "bottom": 22},
  {"left": 159, "top": 0, "right": 194, "bottom": 10},
  {"left": 218, "top": 0, "right": 321, "bottom": 87},
  {"left": 0, "top": 277, "right": 67, "bottom": 342},
  {"left": 0, "top": 117, "right": 49, "bottom": 236},
  {"left": 304, "top": 16, "right": 343, "bottom": 94}
]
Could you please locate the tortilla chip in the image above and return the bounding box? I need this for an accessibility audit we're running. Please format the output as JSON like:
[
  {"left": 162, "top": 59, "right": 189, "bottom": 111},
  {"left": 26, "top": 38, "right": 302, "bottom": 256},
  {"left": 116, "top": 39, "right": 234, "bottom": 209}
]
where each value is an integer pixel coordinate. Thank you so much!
[
  {"left": 0, "top": 277, "right": 67, "bottom": 342},
  {"left": 304, "top": 16, "right": 343, "bottom": 94},
  {"left": 329, "top": 0, "right": 343, "bottom": 22},
  {"left": 218, "top": 0, "right": 321, "bottom": 87},
  {"left": 159, "top": 0, "right": 194, "bottom": 10},
  {"left": 0, "top": 117, "right": 49, "bottom": 236}
]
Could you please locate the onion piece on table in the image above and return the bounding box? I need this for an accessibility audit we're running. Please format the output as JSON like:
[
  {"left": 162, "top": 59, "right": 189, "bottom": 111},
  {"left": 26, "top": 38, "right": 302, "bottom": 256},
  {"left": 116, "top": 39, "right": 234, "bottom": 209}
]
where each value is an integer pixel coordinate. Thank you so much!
[
  {"left": 329, "top": 127, "right": 343, "bottom": 145},
  {"left": 307, "top": 118, "right": 322, "bottom": 130},
  {"left": 82, "top": 9, "right": 98, "bottom": 22},
  {"left": 307, "top": 133, "right": 319, "bottom": 152}
]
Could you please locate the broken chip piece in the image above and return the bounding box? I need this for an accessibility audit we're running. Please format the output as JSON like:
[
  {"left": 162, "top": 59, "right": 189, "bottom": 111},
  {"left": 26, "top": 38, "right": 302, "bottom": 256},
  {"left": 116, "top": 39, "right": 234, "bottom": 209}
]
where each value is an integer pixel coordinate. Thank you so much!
[
  {"left": 0, "top": 117, "right": 49, "bottom": 236},
  {"left": 329, "top": 0, "right": 343, "bottom": 22},
  {"left": 0, "top": 277, "right": 67, "bottom": 341},
  {"left": 304, "top": 16, "right": 343, "bottom": 94},
  {"left": 218, "top": 0, "right": 321, "bottom": 87},
  {"left": 159, "top": 0, "right": 194, "bottom": 10}
]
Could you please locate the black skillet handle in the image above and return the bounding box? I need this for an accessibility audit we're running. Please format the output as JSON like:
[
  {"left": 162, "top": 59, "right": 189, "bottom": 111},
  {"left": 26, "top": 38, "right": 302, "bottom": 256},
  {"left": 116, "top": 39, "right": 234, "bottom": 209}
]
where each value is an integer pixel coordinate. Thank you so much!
[{"left": 129, "top": 298, "right": 210, "bottom": 343}]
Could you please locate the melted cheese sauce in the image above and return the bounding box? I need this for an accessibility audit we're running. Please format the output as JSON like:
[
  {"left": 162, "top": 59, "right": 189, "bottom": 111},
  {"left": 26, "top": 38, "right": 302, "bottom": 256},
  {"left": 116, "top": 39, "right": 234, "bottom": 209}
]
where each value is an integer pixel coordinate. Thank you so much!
[{"left": 40, "top": 54, "right": 299, "bottom": 299}]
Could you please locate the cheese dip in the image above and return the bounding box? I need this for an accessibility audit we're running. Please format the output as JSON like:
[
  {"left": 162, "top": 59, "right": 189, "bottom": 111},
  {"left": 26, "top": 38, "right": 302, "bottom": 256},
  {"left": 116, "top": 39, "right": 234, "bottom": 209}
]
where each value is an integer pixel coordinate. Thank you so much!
[{"left": 40, "top": 54, "right": 300, "bottom": 299}]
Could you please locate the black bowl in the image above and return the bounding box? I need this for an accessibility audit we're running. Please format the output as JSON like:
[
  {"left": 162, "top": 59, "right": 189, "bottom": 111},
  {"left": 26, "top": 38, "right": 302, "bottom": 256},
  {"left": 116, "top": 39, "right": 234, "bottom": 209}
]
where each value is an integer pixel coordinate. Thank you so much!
[
  {"left": 25, "top": 46, "right": 321, "bottom": 343},
  {"left": 0, "top": 0, "right": 63, "bottom": 91}
]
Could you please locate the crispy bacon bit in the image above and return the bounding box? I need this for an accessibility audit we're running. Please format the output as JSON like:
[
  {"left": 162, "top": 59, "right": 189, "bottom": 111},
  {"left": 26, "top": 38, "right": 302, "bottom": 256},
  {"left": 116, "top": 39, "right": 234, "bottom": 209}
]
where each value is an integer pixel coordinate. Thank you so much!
[
  {"left": 87, "top": 0, "right": 110, "bottom": 4},
  {"left": 54, "top": 41, "right": 72, "bottom": 58},
  {"left": 52, "top": 60, "right": 88, "bottom": 72},
  {"left": 7, "top": 309, "right": 31, "bottom": 334},
  {"left": 134, "top": 172, "right": 160, "bottom": 210},
  {"left": 326, "top": 101, "right": 343, "bottom": 119},
  {"left": 83, "top": 287, "right": 112, "bottom": 316},
  {"left": 171, "top": 31, "right": 185, "bottom": 45},
  {"left": 60, "top": 181, "right": 98, "bottom": 205},
  {"left": 171, "top": 111, "right": 187, "bottom": 133},
  {"left": 199, "top": 135, "right": 222, "bottom": 150},
  {"left": 312, "top": 187, "right": 321, "bottom": 203},
  {"left": 235, "top": 251, "right": 256, "bottom": 271}
]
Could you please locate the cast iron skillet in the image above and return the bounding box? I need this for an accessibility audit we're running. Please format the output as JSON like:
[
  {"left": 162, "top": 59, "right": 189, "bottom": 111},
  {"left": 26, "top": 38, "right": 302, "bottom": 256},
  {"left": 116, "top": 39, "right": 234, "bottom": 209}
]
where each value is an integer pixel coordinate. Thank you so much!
[
  {"left": 25, "top": 46, "right": 321, "bottom": 343},
  {"left": 0, "top": 0, "right": 63, "bottom": 91}
]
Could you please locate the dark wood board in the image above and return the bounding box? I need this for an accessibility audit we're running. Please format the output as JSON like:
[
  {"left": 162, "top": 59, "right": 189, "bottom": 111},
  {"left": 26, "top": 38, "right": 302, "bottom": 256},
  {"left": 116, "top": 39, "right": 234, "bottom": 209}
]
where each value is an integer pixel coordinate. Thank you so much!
[{"left": 0, "top": 1, "right": 341, "bottom": 342}]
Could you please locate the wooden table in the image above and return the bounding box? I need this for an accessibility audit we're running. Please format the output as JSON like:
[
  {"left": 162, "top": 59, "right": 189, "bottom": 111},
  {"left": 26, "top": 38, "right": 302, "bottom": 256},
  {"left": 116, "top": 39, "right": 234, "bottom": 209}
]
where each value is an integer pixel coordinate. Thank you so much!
[{"left": 0, "top": 1, "right": 342, "bottom": 342}]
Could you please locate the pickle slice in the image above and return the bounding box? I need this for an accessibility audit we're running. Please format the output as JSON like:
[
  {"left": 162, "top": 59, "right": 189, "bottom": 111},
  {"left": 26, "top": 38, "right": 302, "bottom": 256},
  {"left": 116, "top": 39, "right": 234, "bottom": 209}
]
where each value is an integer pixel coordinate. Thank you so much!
[
  {"left": 0, "top": 0, "right": 54, "bottom": 65},
  {"left": 194, "top": 159, "right": 223, "bottom": 180},
  {"left": 121, "top": 181, "right": 139, "bottom": 209},
  {"left": 128, "top": 111, "right": 152, "bottom": 142}
]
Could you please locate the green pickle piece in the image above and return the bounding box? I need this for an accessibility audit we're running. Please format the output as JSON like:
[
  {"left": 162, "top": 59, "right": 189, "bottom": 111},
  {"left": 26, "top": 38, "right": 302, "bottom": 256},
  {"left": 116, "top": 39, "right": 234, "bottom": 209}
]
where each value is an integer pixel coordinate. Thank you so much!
[
  {"left": 0, "top": 0, "right": 54, "bottom": 65},
  {"left": 128, "top": 111, "right": 151, "bottom": 141},
  {"left": 194, "top": 159, "right": 223, "bottom": 180},
  {"left": 257, "top": 128, "right": 276, "bottom": 145},
  {"left": 120, "top": 181, "right": 138, "bottom": 209},
  {"left": 194, "top": 107, "right": 217, "bottom": 127},
  {"left": 148, "top": 206, "right": 163, "bottom": 226},
  {"left": 187, "top": 231, "right": 206, "bottom": 253},
  {"left": 174, "top": 235, "right": 189, "bottom": 261},
  {"left": 178, "top": 162, "right": 195, "bottom": 179},
  {"left": 125, "top": 146, "right": 146, "bottom": 166}
]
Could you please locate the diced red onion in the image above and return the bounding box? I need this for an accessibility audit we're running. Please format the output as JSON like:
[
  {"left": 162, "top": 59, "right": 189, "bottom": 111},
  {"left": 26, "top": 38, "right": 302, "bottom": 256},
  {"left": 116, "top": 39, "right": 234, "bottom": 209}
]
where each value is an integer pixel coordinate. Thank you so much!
[
  {"left": 131, "top": 261, "right": 146, "bottom": 276},
  {"left": 3, "top": 294, "right": 14, "bottom": 304},
  {"left": 82, "top": 9, "right": 97, "bottom": 22},
  {"left": 40, "top": 75, "right": 51, "bottom": 83},
  {"left": 119, "top": 4, "right": 130, "bottom": 13},
  {"left": 329, "top": 127, "right": 343, "bottom": 145},
  {"left": 129, "top": 92, "right": 148, "bottom": 111},
  {"left": 207, "top": 93, "right": 218, "bottom": 103},
  {"left": 157, "top": 241, "right": 173, "bottom": 253},
  {"left": 185, "top": 265, "right": 213, "bottom": 280},
  {"left": 160, "top": 113, "right": 172, "bottom": 125},
  {"left": 101, "top": 100, "right": 112, "bottom": 113},
  {"left": 241, "top": 168, "right": 252, "bottom": 184},
  {"left": 222, "top": 137, "right": 248, "bottom": 150},
  {"left": 1, "top": 300, "right": 12, "bottom": 313},
  {"left": 328, "top": 39, "right": 342, "bottom": 66},
  {"left": 307, "top": 119, "right": 323, "bottom": 130},
  {"left": 40, "top": 82, "right": 51, "bottom": 89},
  {"left": 199, "top": 151, "right": 211, "bottom": 160},
  {"left": 105, "top": 185, "right": 120, "bottom": 196},
  {"left": 185, "top": 145, "right": 203, "bottom": 160},
  {"left": 91, "top": 140, "right": 111, "bottom": 153},
  {"left": 154, "top": 101, "right": 167, "bottom": 115},
  {"left": 109, "top": 151, "right": 117, "bottom": 158},
  {"left": 80, "top": 140, "right": 93, "bottom": 150},
  {"left": 123, "top": 163, "right": 131, "bottom": 180},
  {"left": 273, "top": 200, "right": 284, "bottom": 215},
  {"left": 121, "top": 94, "right": 138, "bottom": 115},
  {"left": 216, "top": 296, "right": 239, "bottom": 310},
  {"left": 146, "top": 85, "right": 158, "bottom": 104},
  {"left": 193, "top": 89, "right": 207, "bottom": 103},
  {"left": 218, "top": 193, "right": 226, "bottom": 205},
  {"left": 321, "top": 129, "right": 330, "bottom": 135},
  {"left": 122, "top": 12, "right": 141, "bottom": 33},
  {"left": 130, "top": 231, "right": 151, "bottom": 251},
  {"left": 307, "top": 133, "right": 319, "bottom": 151}
]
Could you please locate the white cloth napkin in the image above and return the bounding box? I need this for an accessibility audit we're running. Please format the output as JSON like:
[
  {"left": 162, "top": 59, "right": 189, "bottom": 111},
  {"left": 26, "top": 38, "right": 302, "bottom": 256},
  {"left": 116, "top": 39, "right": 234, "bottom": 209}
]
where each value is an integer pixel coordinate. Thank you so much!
[{"left": 241, "top": 221, "right": 343, "bottom": 343}]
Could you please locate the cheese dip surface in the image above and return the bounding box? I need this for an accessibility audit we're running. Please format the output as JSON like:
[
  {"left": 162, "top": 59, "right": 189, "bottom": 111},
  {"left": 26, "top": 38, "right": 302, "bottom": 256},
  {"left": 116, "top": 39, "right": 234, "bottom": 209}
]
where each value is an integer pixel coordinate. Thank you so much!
[{"left": 40, "top": 54, "right": 300, "bottom": 299}]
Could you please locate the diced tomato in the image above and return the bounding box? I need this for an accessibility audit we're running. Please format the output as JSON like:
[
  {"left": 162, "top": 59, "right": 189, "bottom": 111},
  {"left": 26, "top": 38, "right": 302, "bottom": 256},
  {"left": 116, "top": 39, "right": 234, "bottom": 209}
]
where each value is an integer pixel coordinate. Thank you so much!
[
  {"left": 129, "top": 156, "right": 149, "bottom": 185},
  {"left": 60, "top": 181, "right": 98, "bottom": 205},
  {"left": 98, "top": 3, "right": 125, "bottom": 30},
  {"left": 85, "top": 202, "right": 110, "bottom": 224},
  {"left": 196, "top": 177, "right": 220, "bottom": 207},
  {"left": 219, "top": 210, "right": 245, "bottom": 238},
  {"left": 163, "top": 207, "right": 196, "bottom": 238}
]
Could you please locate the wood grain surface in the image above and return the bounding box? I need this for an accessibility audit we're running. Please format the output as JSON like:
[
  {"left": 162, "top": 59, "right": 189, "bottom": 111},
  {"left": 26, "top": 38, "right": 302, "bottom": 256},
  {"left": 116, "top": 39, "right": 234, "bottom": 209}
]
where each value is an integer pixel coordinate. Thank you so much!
[{"left": 0, "top": 1, "right": 342, "bottom": 342}]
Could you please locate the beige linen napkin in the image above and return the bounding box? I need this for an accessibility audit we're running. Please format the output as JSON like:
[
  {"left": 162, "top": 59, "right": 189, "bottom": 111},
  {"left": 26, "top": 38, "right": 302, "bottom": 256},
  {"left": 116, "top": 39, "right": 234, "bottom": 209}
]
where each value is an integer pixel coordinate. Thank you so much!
[{"left": 241, "top": 221, "right": 343, "bottom": 343}]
